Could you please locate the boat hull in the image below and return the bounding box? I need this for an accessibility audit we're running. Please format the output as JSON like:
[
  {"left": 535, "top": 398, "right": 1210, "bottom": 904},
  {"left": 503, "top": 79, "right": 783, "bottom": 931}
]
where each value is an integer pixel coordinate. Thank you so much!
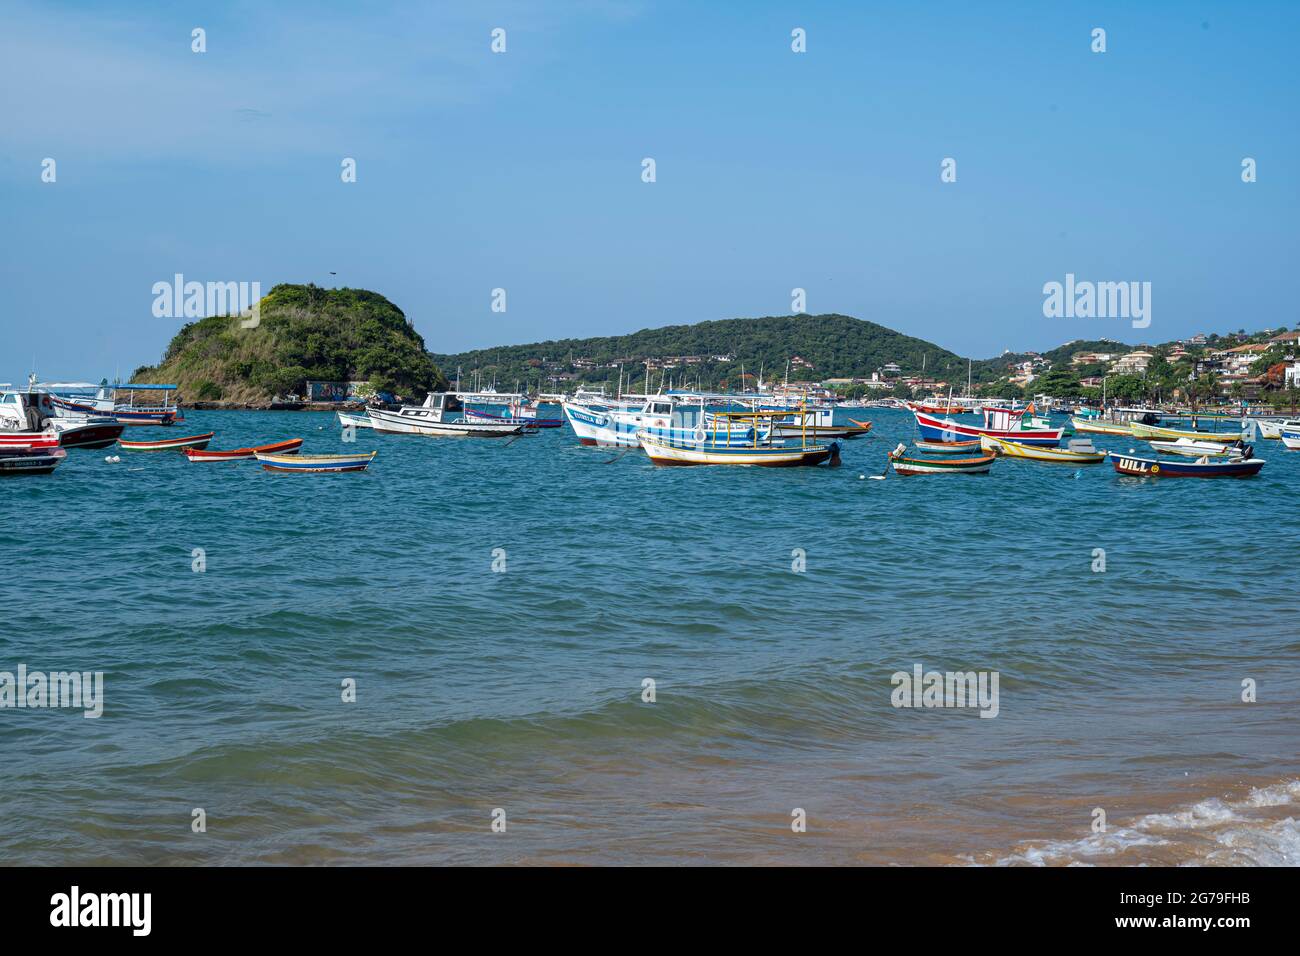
[
  {"left": 1109, "top": 452, "right": 1265, "bottom": 478},
  {"left": 980, "top": 434, "right": 1105, "bottom": 463},
  {"left": 1146, "top": 439, "right": 1243, "bottom": 458},
  {"left": 464, "top": 408, "right": 562, "bottom": 428},
  {"left": 118, "top": 432, "right": 214, "bottom": 452},
  {"left": 769, "top": 422, "right": 871, "bottom": 440},
  {"left": 1251, "top": 419, "right": 1300, "bottom": 440},
  {"left": 639, "top": 435, "right": 837, "bottom": 467},
  {"left": 913, "top": 439, "right": 984, "bottom": 454},
  {"left": 184, "top": 438, "right": 304, "bottom": 461},
  {"left": 336, "top": 411, "right": 375, "bottom": 430},
  {"left": 368, "top": 407, "right": 522, "bottom": 437},
  {"left": 256, "top": 451, "right": 376, "bottom": 473},
  {"left": 51, "top": 421, "right": 126, "bottom": 449},
  {"left": 0, "top": 432, "right": 61, "bottom": 450},
  {"left": 889, "top": 452, "right": 995, "bottom": 476},
  {"left": 1070, "top": 417, "right": 1132, "bottom": 436},
  {"left": 0, "top": 447, "right": 68, "bottom": 474},
  {"left": 1129, "top": 422, "right": 1244, "bottom": 443},
  {"left": 914, "top": 411, "right": 1063, "bottom": 446}
]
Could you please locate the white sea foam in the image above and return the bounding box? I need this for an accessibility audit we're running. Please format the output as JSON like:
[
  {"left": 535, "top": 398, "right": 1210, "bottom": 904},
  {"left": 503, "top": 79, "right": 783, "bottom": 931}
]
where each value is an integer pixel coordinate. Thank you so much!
[{"left": 984, "top": 779, "right": 1300, "bottom": 866}]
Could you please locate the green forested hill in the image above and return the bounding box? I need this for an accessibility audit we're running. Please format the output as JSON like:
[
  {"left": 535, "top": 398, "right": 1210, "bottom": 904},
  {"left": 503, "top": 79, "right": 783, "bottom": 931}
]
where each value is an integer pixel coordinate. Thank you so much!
[
  {"left": 431, "top": 314, "right": 972, "bottom": 391},
  {"left": 133, "top": 284, "right": 446, "bottom": 402}
]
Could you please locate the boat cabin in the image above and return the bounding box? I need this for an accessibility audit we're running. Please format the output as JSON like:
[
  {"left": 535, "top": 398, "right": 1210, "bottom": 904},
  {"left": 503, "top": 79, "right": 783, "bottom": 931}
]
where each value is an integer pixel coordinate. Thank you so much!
[{"left": 0, "top": 389, "right": 55, "bottom": 432}]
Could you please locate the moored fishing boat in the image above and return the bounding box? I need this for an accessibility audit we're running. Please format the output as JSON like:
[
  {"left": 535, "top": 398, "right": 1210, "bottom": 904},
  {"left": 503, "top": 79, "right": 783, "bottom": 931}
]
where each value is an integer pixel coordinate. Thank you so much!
[
  {"left": 566, "top": 394, "right": 764, "bottom": 448},
  {"left": 979, "top": 434, "right": 1105, "bottom": 463},
  {"left": 1253, "top": 418, "right": 1300, "bottom": 440},
  {"left": 913, "top": 438, "right": 983, "bottom": 454},
  {"left": 184, "top": 438, "right": 304, "bottom": 462},
  {"left": 1, "top": 384, "right": 125, "bottom": 449},
  {"left": 1146, "top": 438, "right": 1245, "bottom": 458},
  {"left": 0, "top": 446, "right": 68, "bottom": 475},
  {"left": 1108, "top": 450, "right": 1265, "bottom": 478},
  {"left": 638, "top": 433, "right": 838, "bottom": 466},
  {"left": 1281, "top": 434, "right": 1300, "bottom": 450},
  {"left": 1071, "top": 416, "right": 1132, "bottom": 436},
  {"left": 256, "top": 451, "right": 377, "bottom": 473},
  {"left": 1129, "top": 421, "right": 1244, "bottom": 443},
  {"left": 368, "top": 392, "right": 523, "bottom": 436},
  {"left": 118, "top": 432, "right": 214, "bottom": 452},
  {"left": 49, "top": 382, "right": 181, "bottom": 426},
  {"left": 637, "top": 410, "right": 838, "bottom": 467},
  {"left": 913, "top": 408, "right": 1063, "bottom": 446},
  {"left": 887, "top": 443, "right": 995, "bottom": 476},
  {"left": 336, "top": 410, "right": 375, "bottom": 430},
  {"left": 756, "top": 404, "right": 872, "bottom": 440}
]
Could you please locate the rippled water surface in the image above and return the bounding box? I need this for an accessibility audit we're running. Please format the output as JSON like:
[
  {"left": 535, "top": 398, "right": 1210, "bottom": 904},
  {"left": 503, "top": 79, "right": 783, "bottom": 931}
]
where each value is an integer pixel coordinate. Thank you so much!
[{"left": 2, "top": 408, "right": 1297, "bottom": 865}]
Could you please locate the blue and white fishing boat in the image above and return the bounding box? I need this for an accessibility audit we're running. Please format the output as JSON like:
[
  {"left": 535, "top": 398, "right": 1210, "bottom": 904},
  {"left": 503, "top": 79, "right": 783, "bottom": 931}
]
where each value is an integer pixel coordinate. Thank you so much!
[
  {"left": 563, "top": 394, "right": 762, "bottom": 448},
  {"left": 637, "top": 411, "right": 840, "bottom": 468}
]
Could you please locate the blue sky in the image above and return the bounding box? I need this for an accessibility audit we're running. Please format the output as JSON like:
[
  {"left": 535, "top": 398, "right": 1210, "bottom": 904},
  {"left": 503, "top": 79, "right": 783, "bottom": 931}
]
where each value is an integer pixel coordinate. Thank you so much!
[{"left": 1, "top": 0, "right": 1296, "bottom": 383}]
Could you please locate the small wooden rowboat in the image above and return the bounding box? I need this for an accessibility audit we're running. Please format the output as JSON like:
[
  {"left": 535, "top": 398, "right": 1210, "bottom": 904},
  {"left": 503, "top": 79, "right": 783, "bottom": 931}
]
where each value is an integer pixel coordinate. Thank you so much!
[
  {"left": 888, "top": 444, "right": 995, "bottom": 476},
  {"left": 255, "top": 451, "right": 376, "bottom": 473},
  {"left": 914, "top": 438, "right": 983, "bottom": 454},
  {"left": 0, "top": 447, "right": 68, "bottom": 475},
  {"left": 979, "top": 434, "right": 1106, "bottom": 463},
  {"left": 1108, "top": 451, "right": 1265, "bottom": 478},
  {"left": 118, "top": 432, "right": 214, "bottom": 452},
  {"left": 184, "top": 438, "right": 304, "bottom": 462}
]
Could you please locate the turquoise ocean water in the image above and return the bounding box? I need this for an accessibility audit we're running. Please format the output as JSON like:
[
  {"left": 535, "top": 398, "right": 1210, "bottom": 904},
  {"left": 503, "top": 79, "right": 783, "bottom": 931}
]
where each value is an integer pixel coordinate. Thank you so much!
[{"left": 2, "top": 407, "right": 1298, "bottom": 865}]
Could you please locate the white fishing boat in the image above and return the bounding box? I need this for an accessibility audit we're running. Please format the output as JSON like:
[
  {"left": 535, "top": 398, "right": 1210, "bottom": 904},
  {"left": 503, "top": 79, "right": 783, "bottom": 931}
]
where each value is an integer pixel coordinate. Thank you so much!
[
  {"left": 637, "top": 411, "right": 839, "bottom": 467},
  {"left": 563, "top": 394, "right": 760, "bottom": 448},
  {"left": 336, "top": 410, "right": 375, "bottom": 429},
  {"left": 367, "top": 393, "right": 524, "bottom": 437},
  {"left": 1146, "top": 437, "right": 1245, "bottom": 458},
  {"left": 1282, "top": 433, "right": 1300, "bottom": 450},
  {"left": 1253, "top": 418, "right": 1300, "bottom": 440}
]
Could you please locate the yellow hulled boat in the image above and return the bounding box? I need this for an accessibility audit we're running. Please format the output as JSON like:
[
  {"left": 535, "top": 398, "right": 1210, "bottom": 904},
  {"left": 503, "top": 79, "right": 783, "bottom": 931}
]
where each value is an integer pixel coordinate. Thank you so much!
[
  {"left": 1070, "top": 416, "right": 1131, "bottom": 436},
  {"left": 1129, "top": 421, "right": 1244, "bottom": 444},
  {"left": 980, "top": 434, "right": 1107, "bottom": 463}
]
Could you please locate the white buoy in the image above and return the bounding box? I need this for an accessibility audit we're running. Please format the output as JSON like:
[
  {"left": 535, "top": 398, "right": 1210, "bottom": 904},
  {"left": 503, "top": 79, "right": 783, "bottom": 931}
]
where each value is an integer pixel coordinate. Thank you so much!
[{"left": 858, "top": 474, "right": 865, "bottom": 479}]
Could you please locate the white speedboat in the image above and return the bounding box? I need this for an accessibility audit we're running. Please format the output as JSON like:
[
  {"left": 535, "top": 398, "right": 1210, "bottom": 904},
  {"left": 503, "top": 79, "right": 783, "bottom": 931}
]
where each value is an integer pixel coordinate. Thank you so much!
[{"left": 367, "top": 392, "right": 523, "bottom": 436}]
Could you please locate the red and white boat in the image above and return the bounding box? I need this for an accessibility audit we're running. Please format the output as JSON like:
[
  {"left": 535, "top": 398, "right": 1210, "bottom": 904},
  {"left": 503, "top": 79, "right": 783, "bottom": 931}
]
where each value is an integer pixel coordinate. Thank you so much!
[
  {"left": 184, "top": 438, "right": 304, "bottom": 461},
  {"left": 0, "top": 431, "right": 59, "bottom": 450},
  {"left": 3, "top": 382, "right": 126, "bottom": 449},
  {"left": 119, "top": 432, "right": 214, "bottom": 452},
  {"left": 913, "top": 407, "right": 1064, "bottom": 447}
]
